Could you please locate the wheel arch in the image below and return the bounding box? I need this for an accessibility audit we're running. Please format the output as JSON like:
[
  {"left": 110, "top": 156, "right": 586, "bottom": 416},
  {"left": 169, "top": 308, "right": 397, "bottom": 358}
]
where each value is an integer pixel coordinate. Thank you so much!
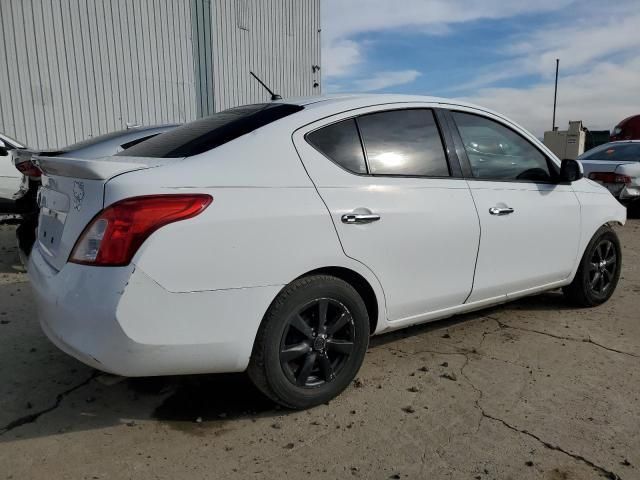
[
  {"left": 569, "top": 220, "right": 622, "bottom": 283},
  {"left": 569, "top": 189, "right": 626, "bottom": 283},
  {"left": 294, "top": 266, "right": 382, "bottom": 335}
]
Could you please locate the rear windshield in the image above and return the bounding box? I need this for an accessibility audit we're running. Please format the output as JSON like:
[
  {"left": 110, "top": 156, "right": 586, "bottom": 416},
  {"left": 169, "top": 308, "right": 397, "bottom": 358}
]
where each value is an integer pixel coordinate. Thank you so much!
[
  {"left": 579, "top": 143, "right": 640, "bottom": 161},
  {"left": 64, "top": 129, "right": 138, "bottom": 151},
  {"left": 117, "top": 103, "right": 304, "bottom": 158},
  {"left": 59, "top": 126, "right": 175, "bottom": 152}
]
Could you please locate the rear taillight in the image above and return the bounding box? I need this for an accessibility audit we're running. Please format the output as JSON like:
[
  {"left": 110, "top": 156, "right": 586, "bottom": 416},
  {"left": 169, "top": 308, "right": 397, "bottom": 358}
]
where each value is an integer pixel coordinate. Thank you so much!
[
  {"left": 588, "top": 172, "right": 631, "bottom": 184},
  {"left": 69, "top": 194, "right": 212, "bottom": 266},
  {"left": 16, "top": 160, "right": 42, "bottom": 178}
]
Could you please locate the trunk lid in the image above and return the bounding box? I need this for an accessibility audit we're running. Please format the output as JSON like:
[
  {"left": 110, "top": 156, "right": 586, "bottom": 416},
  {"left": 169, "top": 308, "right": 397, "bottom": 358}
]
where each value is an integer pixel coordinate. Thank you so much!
[{"left": 35, "top": 155, "right": 175, "bottom": 271}]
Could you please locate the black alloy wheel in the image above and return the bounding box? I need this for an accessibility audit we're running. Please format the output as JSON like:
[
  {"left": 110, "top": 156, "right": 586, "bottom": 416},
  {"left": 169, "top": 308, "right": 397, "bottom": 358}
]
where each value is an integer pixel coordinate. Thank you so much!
[
  {"left": 248, "top": 275, "right": 370, "bottom": 409},
  {"left": 279, "top": 298, "right": 355, "bottom": 388},
  {"left": 563, "top": 225, "right": 622, "bottom": 307},
  {"left": 587, "top": 238, "right": 617, "bottom": 296}
]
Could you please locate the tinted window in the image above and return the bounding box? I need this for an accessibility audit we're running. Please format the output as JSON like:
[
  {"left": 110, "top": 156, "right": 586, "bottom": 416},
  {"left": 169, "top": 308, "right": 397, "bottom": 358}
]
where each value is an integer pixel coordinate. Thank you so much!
[
  {"left": 579, "top": 143, "right": 640, "bottom": 161},
  {"left": 357, "top": 109, "right": 449, "bottom": 176},
  {"left": 306, "top": 119, "right": 367, "bottom": 174},
  {"left": 452, "top": 112, "right": 551, "bottom": 181},
  {"left": 118, "top": 103, "right": 304, "bottom": 158},
  {"left": 64, "top": 129, "right": 136, "bottom": 151}
]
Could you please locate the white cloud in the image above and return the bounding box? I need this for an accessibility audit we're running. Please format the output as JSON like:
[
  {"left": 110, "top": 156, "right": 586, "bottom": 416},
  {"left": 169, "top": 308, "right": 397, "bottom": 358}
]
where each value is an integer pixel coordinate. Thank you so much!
[
  {"left": 321, "top": 0, "right": 575, "bottom": 79},
  {"left": 453, "top": 8, "right": 640, "bottom": 92},
  {"left": 323, "top": 39, "right": 363, "bottom": 78},
  {"left": 354, "top": 70, "right": 422, "bottom": 91},
  {"left": 460, "top": 57, "right": 640, "bottom": 137},
  {"left": 323, "top": 0, "right": 573, "bottom": 44},
  {"left": 449, "top": 4, "right": 640, "bottom": 137},
  {"left": 321, "top": 0, "right": 640, "bottom": 137}
]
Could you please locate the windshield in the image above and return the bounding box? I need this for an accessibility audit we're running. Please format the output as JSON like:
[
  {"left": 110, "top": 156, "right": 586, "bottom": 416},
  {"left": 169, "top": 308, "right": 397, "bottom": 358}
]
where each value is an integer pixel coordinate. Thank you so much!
[
  {"left": 579, "top": 143, "right": 640, "bottom": 161},
  {"left": 117, "top": 103, "right": 304, "bottom": 158}
]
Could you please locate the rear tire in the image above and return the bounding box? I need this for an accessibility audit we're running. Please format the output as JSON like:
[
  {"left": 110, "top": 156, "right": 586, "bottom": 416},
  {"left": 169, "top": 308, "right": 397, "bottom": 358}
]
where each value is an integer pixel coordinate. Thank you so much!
[
  {"left": 563, "top": 225, "right": 621, "bottom": 307},
  {"left": 248, "top": 275, "right": 370, "bottom": 409}
]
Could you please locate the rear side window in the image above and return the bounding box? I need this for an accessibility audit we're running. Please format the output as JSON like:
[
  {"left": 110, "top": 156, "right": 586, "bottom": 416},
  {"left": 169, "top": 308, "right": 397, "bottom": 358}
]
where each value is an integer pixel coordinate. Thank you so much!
[
  {"left": 118, "top": 103, "right": 304, "bottom": 158},
  {"left": 357, "top": 109, "right": 449, "bottom": 176},
  {"left": 306, "top": 119, "right": 367, "bottom": 174}
]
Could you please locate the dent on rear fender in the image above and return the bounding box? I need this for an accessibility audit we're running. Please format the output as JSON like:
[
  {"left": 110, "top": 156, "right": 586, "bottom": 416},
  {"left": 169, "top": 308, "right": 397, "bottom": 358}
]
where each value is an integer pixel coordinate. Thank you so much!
[{"left": 115, "top": 266, "right": 281, "bottom": 348}]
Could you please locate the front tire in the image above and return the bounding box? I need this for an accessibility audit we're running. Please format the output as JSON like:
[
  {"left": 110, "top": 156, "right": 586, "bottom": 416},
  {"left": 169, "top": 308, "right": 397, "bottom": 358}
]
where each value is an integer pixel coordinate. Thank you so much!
[
  {"left": 563, "top": 225, "right": 622, "bottom": 307},
  {"left": 248, "top": 275, "right": 370, "bottom": 409}
]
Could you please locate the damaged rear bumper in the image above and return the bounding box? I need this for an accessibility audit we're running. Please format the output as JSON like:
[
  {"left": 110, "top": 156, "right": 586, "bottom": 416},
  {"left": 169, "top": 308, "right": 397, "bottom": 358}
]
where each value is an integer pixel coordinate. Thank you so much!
[{"left": 28, "top": 246, "right": 281, "bottom": 376}]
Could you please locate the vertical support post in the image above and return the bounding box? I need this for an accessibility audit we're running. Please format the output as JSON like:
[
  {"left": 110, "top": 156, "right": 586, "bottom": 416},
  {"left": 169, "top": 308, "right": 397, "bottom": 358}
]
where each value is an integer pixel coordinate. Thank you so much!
[{"left": 552, "top": 58, "right": 559, "bottom": 131}]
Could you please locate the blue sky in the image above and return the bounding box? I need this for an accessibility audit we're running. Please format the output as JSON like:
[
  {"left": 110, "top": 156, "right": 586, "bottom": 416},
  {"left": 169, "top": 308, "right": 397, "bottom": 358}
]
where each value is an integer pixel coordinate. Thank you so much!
[{"left": 321, "top": 0, "right": 640, "bottom": 136}]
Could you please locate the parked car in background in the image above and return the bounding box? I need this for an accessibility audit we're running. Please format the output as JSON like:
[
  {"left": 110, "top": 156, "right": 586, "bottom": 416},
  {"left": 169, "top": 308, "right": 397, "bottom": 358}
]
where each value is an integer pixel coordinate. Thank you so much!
[
  {"left": 0, "top": 133, "right": 27, "bottom": 206},
  {"left": 13, "top": 124, "right": 179, "bottom": 260},
  {"left": 29, "top": 95, "right": 625, "bottom": 409},
  {"left": 578, "top": 141, "right": 640, "bottom": 210},
  {"left": 611, "top": 115, "right": 640, "bottom": 141}
]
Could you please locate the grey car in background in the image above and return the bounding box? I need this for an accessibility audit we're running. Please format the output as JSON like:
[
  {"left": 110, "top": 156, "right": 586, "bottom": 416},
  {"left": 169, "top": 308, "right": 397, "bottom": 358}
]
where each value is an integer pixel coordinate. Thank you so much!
[
  {"left": 578, "top": 141, "right": 640, "bottom": 211},
  {"left": 10, "top": 124, "right": 179, "bottom": 260}
]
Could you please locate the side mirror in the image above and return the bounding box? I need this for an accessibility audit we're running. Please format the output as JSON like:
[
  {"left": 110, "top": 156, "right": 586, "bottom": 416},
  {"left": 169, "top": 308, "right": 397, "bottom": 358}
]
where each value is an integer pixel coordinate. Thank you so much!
[
  {"left": 0, "top": 139, "right": 7, "bottom": 156},
  {"left": 560, "top": 159, "right": 583, "bottom": 183}
]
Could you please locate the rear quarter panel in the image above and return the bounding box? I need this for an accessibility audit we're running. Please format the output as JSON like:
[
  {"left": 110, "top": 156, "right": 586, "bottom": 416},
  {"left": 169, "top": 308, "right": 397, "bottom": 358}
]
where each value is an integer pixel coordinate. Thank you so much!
[{"left": 104, "top": 127, "right": 388, "bottom": 329}]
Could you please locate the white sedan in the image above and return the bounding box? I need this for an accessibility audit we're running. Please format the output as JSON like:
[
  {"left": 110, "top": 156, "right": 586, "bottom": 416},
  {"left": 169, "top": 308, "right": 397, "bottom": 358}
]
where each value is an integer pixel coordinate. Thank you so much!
[{"left": 29, "top": 95, "right": 625, "bottom": 409}]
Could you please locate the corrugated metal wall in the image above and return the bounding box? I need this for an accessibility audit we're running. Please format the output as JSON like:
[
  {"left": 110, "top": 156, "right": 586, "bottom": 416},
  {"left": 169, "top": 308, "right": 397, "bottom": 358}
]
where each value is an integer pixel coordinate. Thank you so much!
[
  {"left": 0, "top": 0, "right": 321, "bottom": 149},
  {"left": 208, "top": 0, "right": 321, "bottom": 112},
  {"left": 0, "top": 0, "right": 196, "bottom": 149}
]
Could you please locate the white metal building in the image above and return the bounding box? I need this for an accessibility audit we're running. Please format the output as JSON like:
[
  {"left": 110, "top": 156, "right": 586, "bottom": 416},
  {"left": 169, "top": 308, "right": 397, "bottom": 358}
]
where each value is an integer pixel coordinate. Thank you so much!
[{"left": 0, "top": 0, "right": 321, "bottom": 149}]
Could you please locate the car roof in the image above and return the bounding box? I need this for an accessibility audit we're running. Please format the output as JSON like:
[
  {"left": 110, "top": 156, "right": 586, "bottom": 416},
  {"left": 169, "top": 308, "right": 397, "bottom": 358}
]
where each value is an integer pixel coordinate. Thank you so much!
[
  {"left": 280, "top": 93, "right": 489, "bottom": 112},
  {"left": 272, "top": 93, "right": 511, "bottom": 130}
]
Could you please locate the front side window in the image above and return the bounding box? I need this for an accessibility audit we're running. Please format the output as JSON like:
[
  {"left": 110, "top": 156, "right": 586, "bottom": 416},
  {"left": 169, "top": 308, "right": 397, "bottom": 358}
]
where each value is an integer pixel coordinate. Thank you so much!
[
  {"left": 452, "top": 111, "right": 552, "bottom": 182},
  {"left": 358, "top": 109, "right": 450, "bottom": 176}
]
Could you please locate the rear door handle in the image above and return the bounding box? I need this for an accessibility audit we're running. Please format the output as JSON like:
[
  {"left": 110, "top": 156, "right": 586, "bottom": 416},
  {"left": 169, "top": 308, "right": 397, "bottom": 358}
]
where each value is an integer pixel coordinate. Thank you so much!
[
  {"left": 341, "top": 213, "right": 381, "bottom": 224},
  {"left": 489, "top": 206, "right": 515, "bottom": 216}
]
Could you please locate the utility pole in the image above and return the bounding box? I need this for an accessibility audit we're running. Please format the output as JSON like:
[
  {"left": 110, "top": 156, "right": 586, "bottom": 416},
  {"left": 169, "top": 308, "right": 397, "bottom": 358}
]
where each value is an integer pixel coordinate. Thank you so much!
[{"left": 552, "top": 58, "right": 559, "bottom": 131}]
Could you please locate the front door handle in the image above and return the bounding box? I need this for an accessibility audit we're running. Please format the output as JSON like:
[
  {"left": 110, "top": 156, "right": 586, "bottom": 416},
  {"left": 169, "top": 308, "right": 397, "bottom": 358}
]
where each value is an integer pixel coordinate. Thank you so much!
[
  {"left": 489, "top": 206, "right": 515, "bottom": 216},
  {"left": 341, "top": 213, "right": 381, "bottom": 224}
]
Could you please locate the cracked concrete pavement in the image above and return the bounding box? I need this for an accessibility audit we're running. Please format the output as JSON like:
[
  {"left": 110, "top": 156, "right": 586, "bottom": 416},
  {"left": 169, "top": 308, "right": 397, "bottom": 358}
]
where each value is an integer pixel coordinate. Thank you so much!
[{"left": 0, "top": 221, "right": 639, "bottom": 480}]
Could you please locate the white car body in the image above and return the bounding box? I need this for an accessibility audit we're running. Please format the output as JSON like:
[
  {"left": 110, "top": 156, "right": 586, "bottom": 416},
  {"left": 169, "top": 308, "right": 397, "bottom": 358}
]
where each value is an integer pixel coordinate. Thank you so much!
[
  {"left": 0, "top": 133, "right": 26, "bottom": 201},
  {"left": 28, "top": 94, "right": 626, "bottom": 377}
]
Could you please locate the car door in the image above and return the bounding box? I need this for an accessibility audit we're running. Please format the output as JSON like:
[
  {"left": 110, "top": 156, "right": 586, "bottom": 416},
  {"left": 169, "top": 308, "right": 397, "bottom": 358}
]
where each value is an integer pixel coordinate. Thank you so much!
[
  {"left": 293, "top": 106, "right": 480, "bottom": 323},
  {"left": 445, "top": 109, "right": 581, "bottom": 302}
]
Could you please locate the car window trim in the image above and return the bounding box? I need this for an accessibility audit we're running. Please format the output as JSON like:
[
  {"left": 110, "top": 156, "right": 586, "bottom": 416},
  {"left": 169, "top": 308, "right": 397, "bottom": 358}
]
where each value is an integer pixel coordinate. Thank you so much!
[
  {"left": 434, "top": 108, "right": 464, "bottom": 178},
  {"left": 445, "top": 109, "right": 561, "bottom": 185},
  {"left": 304, "top": 107, "right": 464, "bottom": 180}
]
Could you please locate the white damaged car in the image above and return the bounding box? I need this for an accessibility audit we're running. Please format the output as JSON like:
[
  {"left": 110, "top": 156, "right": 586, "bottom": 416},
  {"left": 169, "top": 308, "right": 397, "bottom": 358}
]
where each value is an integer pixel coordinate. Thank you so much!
[{"left": 29, "top": 95, "right": 625, "bottom": 408}]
